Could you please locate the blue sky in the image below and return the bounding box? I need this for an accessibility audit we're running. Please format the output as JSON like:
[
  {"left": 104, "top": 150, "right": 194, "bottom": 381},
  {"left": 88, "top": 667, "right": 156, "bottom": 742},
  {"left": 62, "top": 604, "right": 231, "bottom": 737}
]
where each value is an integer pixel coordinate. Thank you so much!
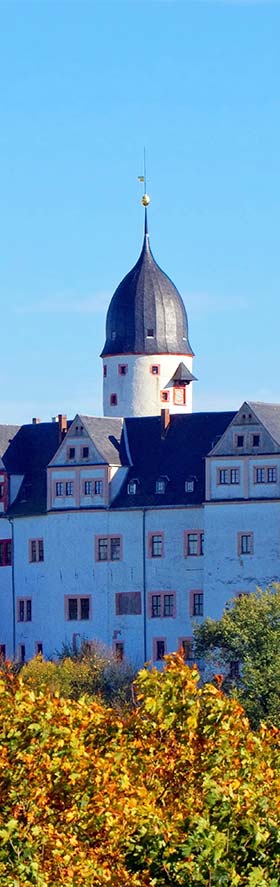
[{"left": 1, "top": 0, "right": 280, "bottom": 423}]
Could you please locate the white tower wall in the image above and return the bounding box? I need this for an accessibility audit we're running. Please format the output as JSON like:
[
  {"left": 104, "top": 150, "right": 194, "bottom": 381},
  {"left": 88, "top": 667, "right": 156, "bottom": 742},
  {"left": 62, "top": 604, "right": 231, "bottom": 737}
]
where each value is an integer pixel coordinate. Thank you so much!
[{"left": 102, "top": 353, "right": 194, "bottom": 418}]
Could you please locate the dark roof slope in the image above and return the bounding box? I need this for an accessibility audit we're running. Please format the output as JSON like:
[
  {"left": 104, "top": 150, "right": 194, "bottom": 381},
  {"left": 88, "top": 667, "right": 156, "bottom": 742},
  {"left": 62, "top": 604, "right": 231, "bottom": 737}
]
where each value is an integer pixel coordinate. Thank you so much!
[
  {"left": 113, "top": 411, "right": 236, "bottom": 508},
  {"left": 0, "top": 425, "right": 21, "bottom": 469},
  {"left": 7, "top": 423, "right": 62, "bottom": 515},
  {"left": 101, "top": 216, "right": 193, "bottom": 357},
  {"left": 248, "top": 402, "right": 280, "bottom": 447},
  {"left": 80, "top": 416, "right": 126, "bottom": 465}
]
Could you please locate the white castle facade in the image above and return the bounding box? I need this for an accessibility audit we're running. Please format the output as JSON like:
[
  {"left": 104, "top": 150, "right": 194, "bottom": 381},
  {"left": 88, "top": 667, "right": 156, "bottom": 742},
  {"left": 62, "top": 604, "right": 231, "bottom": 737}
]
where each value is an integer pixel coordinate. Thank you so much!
[{"left": 1, "top": 205, "right": 280, "bottom": 666}]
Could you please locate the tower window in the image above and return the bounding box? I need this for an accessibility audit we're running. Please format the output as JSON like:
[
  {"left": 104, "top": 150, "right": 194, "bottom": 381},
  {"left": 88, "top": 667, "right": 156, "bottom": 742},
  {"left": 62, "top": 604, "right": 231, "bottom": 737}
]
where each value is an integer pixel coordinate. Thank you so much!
[
  {"left": 118, "top": 364, "right": 128, "bottom": 375},
  {"left": 103, "top": 365, "right": 107, "bottom": 377},
  {"left": 150, "top": 365, "right": 160, "bottom": 375},
  {"left": 160, "top": 391, "right": 170, "bottom": 402},
  {"left": 110, "top": 394, "right": 118, "bottom": 406},
  {"left": 146, "top": 328, "right": 154, "bottom": 337}
]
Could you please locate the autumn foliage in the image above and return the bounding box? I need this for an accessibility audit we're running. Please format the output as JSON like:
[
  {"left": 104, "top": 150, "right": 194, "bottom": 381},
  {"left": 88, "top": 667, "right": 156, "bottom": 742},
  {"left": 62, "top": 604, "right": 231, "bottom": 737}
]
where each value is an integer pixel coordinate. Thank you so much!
[{"left": 1, "top": 653, "right": 280, "bottom": 886}]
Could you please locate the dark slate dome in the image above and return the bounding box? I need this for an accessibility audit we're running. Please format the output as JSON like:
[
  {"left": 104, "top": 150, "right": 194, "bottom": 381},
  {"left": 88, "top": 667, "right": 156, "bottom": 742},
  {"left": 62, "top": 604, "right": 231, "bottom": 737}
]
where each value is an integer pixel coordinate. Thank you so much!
[{"left": 101, "top": 211, "right": 194, "bottom": 357}]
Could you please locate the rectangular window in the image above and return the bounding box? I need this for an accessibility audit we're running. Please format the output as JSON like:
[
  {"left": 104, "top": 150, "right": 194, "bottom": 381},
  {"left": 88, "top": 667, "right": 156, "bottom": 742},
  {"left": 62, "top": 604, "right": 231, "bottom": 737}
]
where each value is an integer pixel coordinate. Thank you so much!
[
  {"left": 0, "top": 540, "right": 12, "bottom": 567},
  {"left": 150, "top": 533, "right": 164, "bottom": 558},
  {"left": 147, "top": 328, "right": 154, "bottom": 337},
  {"left": 68, "top": 447, "right": 75, "bottom": 460},
  {"left": 97, "top": 537, "right": 108, "bottom": 561},
  {"left": 252, "top": 434, "right": 260, "bottom": 447},
  {"left": 0, "top": 484, "right": 4, "bottom": 499},
  {"left": 110, "top": 537, "right": 121, "bottom": 560},
  {"left": 56, "top": 482, "right": 64, "bottom": 496},
  {"left": 65, "top": 481, "right": 73, "bottom": 496},
  {"left": 268, "top": 466, "right": 277, "bottom": 483},
  {"left": 173, "top": 387, "right": 186, "bottom": 406},
  {"left": 84, "top": 480, "right": 92, "bottom": 495},
  {"left": 184, "top": 531, "right": 204, "bottom": 557},
  {"left": 65, "top": 596, "right": 91, "bottom": 621},
  {"left": 236, "top": 435, "right": 244, "bottom": 448},
  {"left": 103, "top": 365, "right": 107, "bottom": 378},
  {"left": 115, "top": 592, "right": 141, "bottom": 615},
  {"left": 35, "top": 642, "right": 43, "bottom": 655},
  {"left": 150, "top": 364, "right": 160, "bottom": 375},
  {"left": 255, "top": 467, "right": 265, "bottom": 484},
  {"left": 149, "top": 592, "right": 176, "bottom": 618},
  {"left": 151, "top": 594, "right": 161, "bottom": 618},
  {"left": 156, "top": 479, "right": 166, "bottom": 494},
  {"left": 127, "top": 480, "right": 137, "bottom": 495},
  {"left": 254, "top": 466, "right": 277, "bottom": 484},
  {"left": 94, "top": 480, "right": 103, "bottom": 495},
  {"left": 114, "top": 642, "right": 124, "bottom": 661},
  {"left": 154, "top": 639, "right": 166, "bottom": 661},
  {"left": 180, "top": 638, "right": 193, "bottom": 661},
  {"left": 96, "top": 536, "right": 122, "bottom": 562},
  {"left": 118, "top": 364, "right": 128, "bottom": 375},
  {"left": 238, "top": 532, "right": 254, "bottom": 555},
  {"left": 29, "top": 539, "right": 44, "bottom": 563},
  {"left": 185, "top": 478, "right": 195, "bottom": 492},
  {"left": 218, "top": 468, "right": 240, "bottom": 485},
  {"left": 18, "top": 645, "right": 25, "bottom": 663},
  {"left": 110, "top": 394, "right": 118, "bottom": 406},
  {"left": 17, "top": 599, "right": 32, "bottom": 622},
  {"left": 160, "top": 391, "right": 170, "bottom": 402},
  {"left": 82, "top": 446, "right": 89, "bottom": 459},
  {"left": 191, "top": 591, "right": 204, "bottom": 617}
]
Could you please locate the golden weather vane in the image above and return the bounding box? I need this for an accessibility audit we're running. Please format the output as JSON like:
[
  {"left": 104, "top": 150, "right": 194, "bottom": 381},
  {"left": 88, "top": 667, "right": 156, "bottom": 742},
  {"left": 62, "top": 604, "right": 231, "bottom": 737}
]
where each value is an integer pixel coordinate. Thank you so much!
[{"left": 138, "top": 147, "right": 150, "bottom": 207}]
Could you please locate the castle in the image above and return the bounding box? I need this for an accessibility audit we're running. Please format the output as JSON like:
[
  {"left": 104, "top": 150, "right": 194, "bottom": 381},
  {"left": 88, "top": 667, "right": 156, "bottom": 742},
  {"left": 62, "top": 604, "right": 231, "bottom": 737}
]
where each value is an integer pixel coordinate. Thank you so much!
[{"left": 1, "top": 199, "right": 280, "bottom": 665}]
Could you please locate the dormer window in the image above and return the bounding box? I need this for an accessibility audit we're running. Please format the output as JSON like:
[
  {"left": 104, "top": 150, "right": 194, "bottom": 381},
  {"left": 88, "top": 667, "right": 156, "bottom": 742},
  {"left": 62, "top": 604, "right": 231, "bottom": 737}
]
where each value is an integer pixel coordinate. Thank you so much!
[
  {"left": 185, "top": 478, "right": 195, "bottom": 493},
  {"left": 112, "top": 331, "right": 116, "bottom": 341},
  {"left": 147, "top": 328, "right": 154, "bottom": 338},
  {"left": 156, "top": 478, "right": 167, "bottom": 494},
  {"left": 127, "top": 479, "right": 138, "bottom": 495}
]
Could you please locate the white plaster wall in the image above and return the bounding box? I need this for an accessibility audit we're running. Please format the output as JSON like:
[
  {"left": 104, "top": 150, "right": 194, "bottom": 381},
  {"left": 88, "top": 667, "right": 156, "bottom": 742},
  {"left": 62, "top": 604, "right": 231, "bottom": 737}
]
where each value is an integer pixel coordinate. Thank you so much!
[
  {"left": 204, "top": 500, "right": 280, "bottom": 621},
  {"left": 10, "top": 505, "right": 205, "bottom": 666},
  {"left": 248, "top": 458, "right": 280, "bottom": 499},
  {"left": 102, "top": 354, "right": 194, "bottom": 418},
  {"left": 208, "top": 459, "right": 244, "bottom": 500},
  {"left": 0, "top": 519, "right": 13, "bottom": 656}
]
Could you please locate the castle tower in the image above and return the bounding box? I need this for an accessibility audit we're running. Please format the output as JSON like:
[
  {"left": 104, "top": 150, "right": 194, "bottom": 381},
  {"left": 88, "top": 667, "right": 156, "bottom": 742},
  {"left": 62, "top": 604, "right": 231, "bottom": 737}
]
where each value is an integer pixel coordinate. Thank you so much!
[{"left": 101, "top": 200, "right": 196, "bottom": 418}]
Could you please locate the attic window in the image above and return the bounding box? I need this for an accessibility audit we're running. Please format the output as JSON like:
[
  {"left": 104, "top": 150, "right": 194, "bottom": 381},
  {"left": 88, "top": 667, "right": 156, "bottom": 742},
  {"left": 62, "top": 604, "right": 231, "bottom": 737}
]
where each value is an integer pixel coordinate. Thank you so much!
[
  {"left": 156, "top": 478, "right": 166, "bottom": 494},
  {"left": 251, "top": 433, "right": 260, "bottom": 447},
  {"left": 235, "top": 435, "right": 244, "bottom": 448},
  {"left": 185, "top": 478, "right": 195, "bottom": 493},
  {"left": 147, "top": 328, "right": 154, "bottom": 338},
  {"left": 82, "top": 446, "right": 89, "bottom": 459},
  {"left": 68, "top": 447, "right": 75, "bottom": 460},
  {"left": 127, "top": 479, "right": 138, "bottom": 495}
]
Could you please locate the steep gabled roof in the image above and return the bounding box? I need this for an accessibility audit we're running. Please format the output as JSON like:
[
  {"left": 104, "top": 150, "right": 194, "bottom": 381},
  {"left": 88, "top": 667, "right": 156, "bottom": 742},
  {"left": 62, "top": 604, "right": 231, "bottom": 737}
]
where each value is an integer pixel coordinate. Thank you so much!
[
  {"left": 247, "top": 402, "right": 280, "bottom": 447},
  {"left": 7, "top": 423, "right": 62, "bottom": 515},
  {"left": 80, "top": 416, "right": 126, "bottom": 465},
  {"left": 112, "top": 411, "right": 236, "bottom": 508}
]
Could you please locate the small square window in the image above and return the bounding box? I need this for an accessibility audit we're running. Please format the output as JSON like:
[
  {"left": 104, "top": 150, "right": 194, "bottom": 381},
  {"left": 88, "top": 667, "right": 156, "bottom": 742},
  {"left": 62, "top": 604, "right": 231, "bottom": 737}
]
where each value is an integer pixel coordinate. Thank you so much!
[
  {"left": 128, "top": 480, "right": 137, "bottom": 495},
  {"left": 160, "top": 391, "right": 170, "bottom": 402},
  {"left": 185, "top": 479, "right": 195, "bottom": 492},
  {"left": 119, "top": 364, "right": 128, "bottom": 375},
  {"left": 151, "top": 365, "right": 160, "bottom": 375},
  {"left": 156, "top": 479, "right": 166, "bottom": 494},
  {"left": 147, "top": 328, "right": 154, "bottom": 337},
  {"left": 110, "top": 394, "right": 118, "bottom": 406}
]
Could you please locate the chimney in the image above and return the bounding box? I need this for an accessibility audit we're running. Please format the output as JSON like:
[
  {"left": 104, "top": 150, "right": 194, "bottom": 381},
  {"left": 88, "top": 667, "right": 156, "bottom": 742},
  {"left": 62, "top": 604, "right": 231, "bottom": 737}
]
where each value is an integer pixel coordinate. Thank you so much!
[
  {"left": 58, "top": 414, "right": 67, "bottom": 442},
  {"left": 32, "top": 417, "right": 41, "bottom": 425},
  {"left": 161, "top": 408, "right": 170, "bottom": 438}
]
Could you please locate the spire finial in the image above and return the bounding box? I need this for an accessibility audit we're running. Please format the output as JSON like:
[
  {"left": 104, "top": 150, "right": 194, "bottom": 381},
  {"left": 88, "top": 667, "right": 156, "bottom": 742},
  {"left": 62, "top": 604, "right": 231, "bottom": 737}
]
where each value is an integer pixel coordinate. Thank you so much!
[{"left": 138, "top": 147, "right": 150, "bottom": 234}]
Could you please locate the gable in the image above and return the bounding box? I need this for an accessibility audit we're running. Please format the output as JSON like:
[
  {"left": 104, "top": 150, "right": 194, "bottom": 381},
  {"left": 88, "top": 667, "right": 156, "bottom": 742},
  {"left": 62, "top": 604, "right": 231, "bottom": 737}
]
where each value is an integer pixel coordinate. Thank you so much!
[{"left": 209, "top": 402, "right": 280, "bottom": 457}]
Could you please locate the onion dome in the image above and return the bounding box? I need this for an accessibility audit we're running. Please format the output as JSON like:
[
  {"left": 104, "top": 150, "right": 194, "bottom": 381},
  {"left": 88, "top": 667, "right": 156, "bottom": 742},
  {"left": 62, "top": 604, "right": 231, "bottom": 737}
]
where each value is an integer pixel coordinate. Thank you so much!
[{"left": 101, "top": 209, "right": 194, "bottom": 357}]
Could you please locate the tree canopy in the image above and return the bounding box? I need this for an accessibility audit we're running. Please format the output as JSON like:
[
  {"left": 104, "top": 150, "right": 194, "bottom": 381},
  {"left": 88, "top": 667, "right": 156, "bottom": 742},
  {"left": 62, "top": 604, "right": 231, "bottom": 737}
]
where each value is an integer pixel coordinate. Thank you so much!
[
  {"left": 1, "top": 652, "right": 280, "bottom": 886},
  {"left": 194, "top": 586, "right": 280, "bottom": 728}
]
